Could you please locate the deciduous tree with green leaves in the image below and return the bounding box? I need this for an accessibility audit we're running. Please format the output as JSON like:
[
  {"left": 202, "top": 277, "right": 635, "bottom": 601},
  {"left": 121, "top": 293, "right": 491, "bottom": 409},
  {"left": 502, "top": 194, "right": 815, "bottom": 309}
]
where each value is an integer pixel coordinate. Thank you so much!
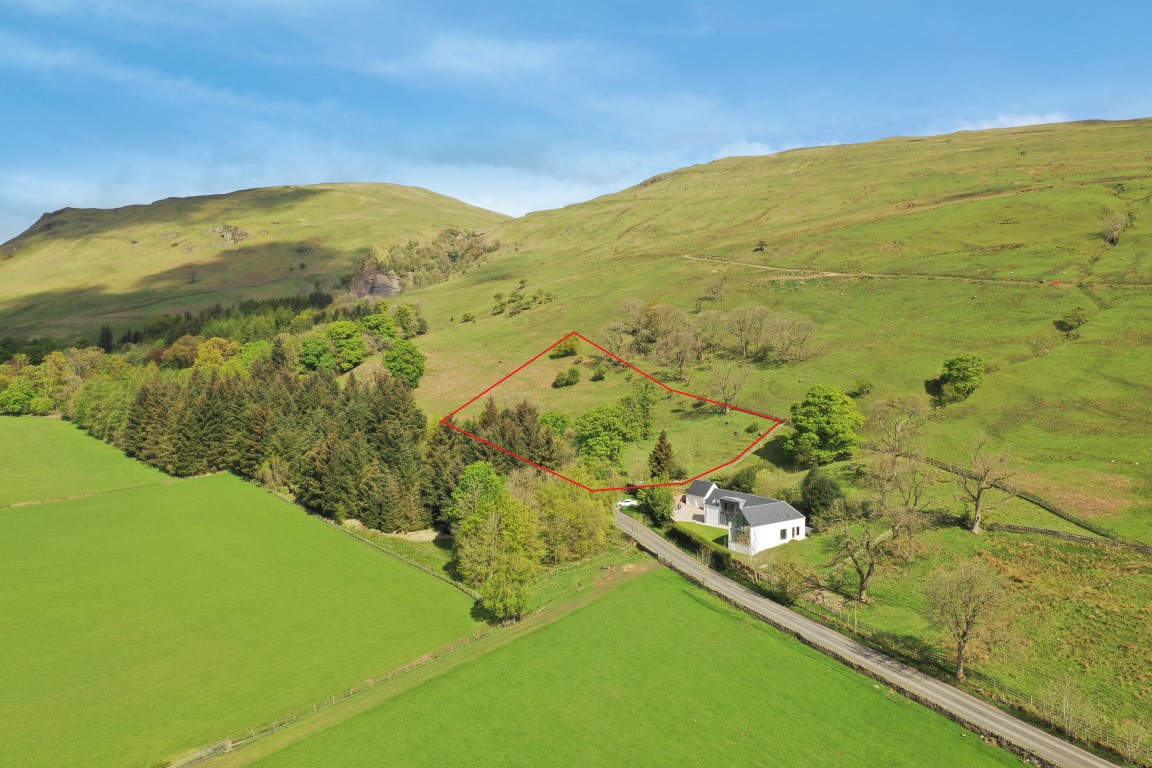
[
  {"left": 938, "top": 354, "right": 986, "bottom": 403},
  {"left": 384, "top": 339, "right": 426, "bottom": 388},
  {"left": 784, "top": 384, "right": 864, "bottom": 466},
  {"left": 326, "top": 321, "right": 367, "bottom": 372}
]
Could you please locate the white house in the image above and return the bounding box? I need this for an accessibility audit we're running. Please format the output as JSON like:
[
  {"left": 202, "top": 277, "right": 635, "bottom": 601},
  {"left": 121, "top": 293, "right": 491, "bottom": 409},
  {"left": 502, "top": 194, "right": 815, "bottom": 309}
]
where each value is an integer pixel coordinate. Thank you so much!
[{"left": 681, "top": 480, "right": 806, "bottom": 556}]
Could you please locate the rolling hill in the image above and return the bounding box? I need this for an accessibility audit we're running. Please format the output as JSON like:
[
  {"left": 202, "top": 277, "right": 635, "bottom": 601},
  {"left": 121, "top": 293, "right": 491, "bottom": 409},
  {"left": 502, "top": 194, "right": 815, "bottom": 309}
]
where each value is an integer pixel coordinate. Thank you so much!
[
  {"left": 2, "top": 120, "right": 1149, "bottom": 532},
  {"left": 404, "top": 119, "right": 1152, "bottom": 537},
  {"left": 0, "top": 182, "right": 508, "bottom": 338}
]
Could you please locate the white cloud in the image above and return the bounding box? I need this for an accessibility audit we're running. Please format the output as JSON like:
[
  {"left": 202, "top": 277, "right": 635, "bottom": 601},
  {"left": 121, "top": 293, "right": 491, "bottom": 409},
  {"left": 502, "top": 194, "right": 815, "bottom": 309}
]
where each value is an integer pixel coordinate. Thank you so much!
[
  {"left": 0, "top": 30, "right": 297, "bottom": 113},
  {"left": 955, "top": 112, "right": 1070, "bottom": 131},
  {"left": 367, "top": 34, "right": 585, "bottom": 80}
]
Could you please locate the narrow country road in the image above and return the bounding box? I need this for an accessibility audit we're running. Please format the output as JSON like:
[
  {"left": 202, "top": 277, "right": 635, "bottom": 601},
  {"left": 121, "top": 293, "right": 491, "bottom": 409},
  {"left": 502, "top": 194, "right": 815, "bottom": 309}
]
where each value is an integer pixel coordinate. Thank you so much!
[{"left": 614, "top": 511, "right": 1119, "bottom": 768}]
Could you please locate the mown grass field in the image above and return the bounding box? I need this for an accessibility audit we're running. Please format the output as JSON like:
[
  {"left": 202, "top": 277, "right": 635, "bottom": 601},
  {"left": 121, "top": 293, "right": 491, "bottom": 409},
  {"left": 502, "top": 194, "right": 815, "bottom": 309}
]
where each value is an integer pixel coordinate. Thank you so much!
[
  {"left": 0, "top": 182, "right": 507, "bottom": 338},
  {"left": 0, "top": 433, "right": 483, "bottom": 768},
  {"left": 404, "top": 120, "right": 1152, "bottom": 539},
  {"left": 240, "top": 569, "right": 1023, "bottom": 768},
  {"left": 0, "top": 417, "right": 169, "bottom": 505}
]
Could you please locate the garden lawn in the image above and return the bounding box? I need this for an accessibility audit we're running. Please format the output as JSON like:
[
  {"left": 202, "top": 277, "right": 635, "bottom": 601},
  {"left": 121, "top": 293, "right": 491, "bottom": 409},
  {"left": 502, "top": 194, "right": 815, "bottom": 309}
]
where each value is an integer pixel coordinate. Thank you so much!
[
  {"left": 246, "top": 569, "right": 1024, "bottom": 768},
  {"left": 0, "top": 416, "right": 168, "bottom": 506},
  {"left": 0, "top": 472, "right": 483, "bottom": 768}
]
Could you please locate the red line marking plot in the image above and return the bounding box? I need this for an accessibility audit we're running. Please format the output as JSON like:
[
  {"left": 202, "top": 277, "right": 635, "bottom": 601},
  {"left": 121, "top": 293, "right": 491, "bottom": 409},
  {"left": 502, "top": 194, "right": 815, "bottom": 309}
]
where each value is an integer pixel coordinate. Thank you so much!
[{"left": 440, "top": 331, "right": 784, "bottom": 493}]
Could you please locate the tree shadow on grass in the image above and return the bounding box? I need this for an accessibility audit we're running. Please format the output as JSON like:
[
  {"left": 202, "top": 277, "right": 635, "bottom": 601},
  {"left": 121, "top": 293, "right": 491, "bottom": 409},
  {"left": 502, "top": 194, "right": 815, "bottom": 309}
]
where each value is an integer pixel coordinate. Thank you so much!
[
  {"left": 753, "top": 432, "right": 791, "bottom": 467},
  {"left": 469, "top": 601, "right": 500, "bottom": 625}
]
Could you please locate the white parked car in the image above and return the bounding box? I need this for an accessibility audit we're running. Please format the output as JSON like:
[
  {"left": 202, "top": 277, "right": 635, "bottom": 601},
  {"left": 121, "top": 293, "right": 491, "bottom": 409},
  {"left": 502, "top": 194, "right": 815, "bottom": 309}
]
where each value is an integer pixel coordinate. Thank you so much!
[{"left": 616, "top": 498, "right": 639, "bottom": 507}]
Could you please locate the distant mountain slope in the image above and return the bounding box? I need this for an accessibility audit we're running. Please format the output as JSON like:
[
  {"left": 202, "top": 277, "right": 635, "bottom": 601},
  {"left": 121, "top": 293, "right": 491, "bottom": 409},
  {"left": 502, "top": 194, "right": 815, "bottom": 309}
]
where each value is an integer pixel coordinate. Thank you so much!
[
  {"left": 492, "top": 118, "right": 1152, "bottom": 285},
  {"left": 402, "top": 120, "right": 1152, "bottom": 536},
  {"left": 0, "top": 183, "right": 508, "bottom": 337}
]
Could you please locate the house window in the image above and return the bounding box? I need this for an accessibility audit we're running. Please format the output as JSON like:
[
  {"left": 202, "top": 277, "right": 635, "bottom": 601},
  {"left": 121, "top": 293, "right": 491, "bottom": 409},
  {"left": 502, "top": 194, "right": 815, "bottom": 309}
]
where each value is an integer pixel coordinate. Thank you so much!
[
  {"left": 780, "top": 528, "right": 788, "bottom": 540},
  {"left": 793, "top": 526, "right": 800, "bottom": 536}
]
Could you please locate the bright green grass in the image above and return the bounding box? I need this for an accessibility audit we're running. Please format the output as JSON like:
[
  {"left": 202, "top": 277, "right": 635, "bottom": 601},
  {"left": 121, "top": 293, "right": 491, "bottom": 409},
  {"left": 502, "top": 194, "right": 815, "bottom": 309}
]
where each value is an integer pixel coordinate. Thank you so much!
[
  {"left": 0, "top": 182, "right": 507, "bottom": 338},
  {"left": 677, "top": 520, "right": 728, "bottom": 546},
  {"left": 247, "top": 569, "right": 1023, "bottom": 768},
  {"left": 0, "top": 416, "right": 168, "bottom": 505},
  {"left": 0, "top": 472, "right": 483, "bottom": 768}
]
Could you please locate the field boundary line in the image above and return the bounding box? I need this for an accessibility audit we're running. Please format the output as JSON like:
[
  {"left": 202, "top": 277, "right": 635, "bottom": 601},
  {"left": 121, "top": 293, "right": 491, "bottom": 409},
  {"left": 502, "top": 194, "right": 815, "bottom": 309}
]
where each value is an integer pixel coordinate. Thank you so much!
[
  {"left": 166, "top": 555, "right": 651, "bottom": 768},
  {"left": 0, "top": 479, "right": 183, "bottom": 509},
  {"left": 163, "top": 626, "right": 501, "bottom": 768},
  {"left": 985, "top": 522, "right": 1152, "bottom": 555}
]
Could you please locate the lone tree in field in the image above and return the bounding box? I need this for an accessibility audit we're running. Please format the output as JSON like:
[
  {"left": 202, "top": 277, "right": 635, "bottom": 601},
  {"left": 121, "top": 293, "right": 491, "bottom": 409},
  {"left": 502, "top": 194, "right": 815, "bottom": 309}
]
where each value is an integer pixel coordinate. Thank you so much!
[
  {"left": 1101, "top": 211, "right": 1128, "bottom": 246},
  {"left": 827, "top": 497, "right": 888, "bottom": 603},
  {"left": 937, "top": 354, "right": 986, "bottom": 404},
  {"left": 957, "top": 436, "right": 1015, "bottom": 534},
  {"left": 648, "top": 430, "right": 682, "bottom": 480},
  {"left": 922, "top": 561, "right": 1010, "bottom": 681},
  {"left": 784, "top": 384, "right": 864, "bottom": 467}
]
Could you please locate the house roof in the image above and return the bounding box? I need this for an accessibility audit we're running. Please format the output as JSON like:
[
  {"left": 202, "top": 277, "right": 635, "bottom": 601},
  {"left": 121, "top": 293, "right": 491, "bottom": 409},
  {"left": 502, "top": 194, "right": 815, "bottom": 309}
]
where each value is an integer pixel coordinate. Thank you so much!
[
  {"left": 697, "top": 483, "right": 805, "bottom": 525},
  {"left": 685, "top": 480, "right": 717, "bottom": 498},
  {"left": 737, "top": 501, "right": 805, "bottom": 526}
]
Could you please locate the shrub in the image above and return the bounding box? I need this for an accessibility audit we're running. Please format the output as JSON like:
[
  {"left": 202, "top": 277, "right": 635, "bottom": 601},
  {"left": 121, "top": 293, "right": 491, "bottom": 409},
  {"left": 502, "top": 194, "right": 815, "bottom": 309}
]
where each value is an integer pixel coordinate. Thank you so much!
[
  {"left": 549, "top": 337, "right": 579, "bottom": 359},
  {"left": 552, "top": 366, "right": 580, "bottom": 388},
  {"left": 665, "top": 523, "right": 734, "bottom": 571},
  {"left": 591, "top": 365, "right": 606, "bottom": 381}
]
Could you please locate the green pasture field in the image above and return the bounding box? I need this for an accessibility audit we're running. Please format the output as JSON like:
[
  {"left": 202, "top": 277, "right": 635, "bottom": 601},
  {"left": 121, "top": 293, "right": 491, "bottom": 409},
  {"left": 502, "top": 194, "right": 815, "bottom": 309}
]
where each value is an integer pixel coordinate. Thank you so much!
[
  {"left": 242, "top": 569, "right": 1024, "bottom": 768},
  {"left": 0, "top": 470, "right": 483, "bottom": 768},
  {"left": 802, "top": 523, "right": 1152, "bottom": 726},
  {"left": 0, "top": 416, "right": 169, "bottom": 505},
  {"left": 0, "top": 182, "right": 507, "bottom": 338},
  {"left": 441, "top": 335, "right": 777, "bottom": 482}
]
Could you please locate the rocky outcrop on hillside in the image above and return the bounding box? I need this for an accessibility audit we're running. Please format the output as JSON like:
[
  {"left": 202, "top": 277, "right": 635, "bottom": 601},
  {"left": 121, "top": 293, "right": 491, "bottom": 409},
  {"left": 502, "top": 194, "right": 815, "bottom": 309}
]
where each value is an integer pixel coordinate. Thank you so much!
[{"left": 208, "top": 224, "right": 249, "bottom": 245}]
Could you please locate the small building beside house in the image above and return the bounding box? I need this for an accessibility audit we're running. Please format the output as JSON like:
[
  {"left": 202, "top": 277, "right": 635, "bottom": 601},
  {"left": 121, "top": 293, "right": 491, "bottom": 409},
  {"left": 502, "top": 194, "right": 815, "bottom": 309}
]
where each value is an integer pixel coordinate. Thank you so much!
[{"left": 680, "top": 480, "right": 806, "bottom": 556}]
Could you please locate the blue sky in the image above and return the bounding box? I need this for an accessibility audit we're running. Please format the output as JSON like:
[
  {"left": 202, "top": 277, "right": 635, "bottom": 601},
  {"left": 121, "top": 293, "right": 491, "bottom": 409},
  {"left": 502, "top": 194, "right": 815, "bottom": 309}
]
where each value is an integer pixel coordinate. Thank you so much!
[{"left": 2, "top": 0, "right": 1150, "bottom": 241}]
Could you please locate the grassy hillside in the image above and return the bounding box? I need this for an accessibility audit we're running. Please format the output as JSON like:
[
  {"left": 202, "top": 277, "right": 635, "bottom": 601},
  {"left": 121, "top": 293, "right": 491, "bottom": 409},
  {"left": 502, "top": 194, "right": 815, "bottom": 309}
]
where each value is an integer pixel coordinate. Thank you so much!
[
  {"left": 0, "top": 420, "right": 483, "bottom": 768},
  {"left": 0, "top": 182, "right": 507, "bottom": 338},
  {"left": 239, "top": 569, "right": 1023, "bottom": 767},
  {"left": 403, "top": 119, "right": 1152, "bottom": 536}
]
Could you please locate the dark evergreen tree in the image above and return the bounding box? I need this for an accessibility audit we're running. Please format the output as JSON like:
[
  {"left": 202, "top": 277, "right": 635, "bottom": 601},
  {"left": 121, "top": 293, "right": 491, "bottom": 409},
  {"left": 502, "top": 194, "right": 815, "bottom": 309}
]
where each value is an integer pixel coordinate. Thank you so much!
[
  {"left": 648, "top": 430, "right": 680, "bottom": 480},
  {"left": 423, "top": 422, "right": 468, "bottom": 528},
  {"left": 97, "top": 324, "right": 114, "bottom": 353}
]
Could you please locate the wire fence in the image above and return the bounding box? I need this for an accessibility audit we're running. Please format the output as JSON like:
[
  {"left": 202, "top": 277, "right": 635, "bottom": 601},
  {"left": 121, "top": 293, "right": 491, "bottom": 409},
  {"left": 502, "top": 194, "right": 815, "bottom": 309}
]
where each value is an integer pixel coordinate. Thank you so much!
[
  {"left": 165, "top": 627, "right": 499, "bottom": 768},
  {"left": 321, "top": 519, "right": 480, "bottom": 600},
  {"left": 911, "top": 455, "right": 1124, "bottom": 541},
  {"left": 986, "top": 522, "right": 1152, "bottom": 556}
]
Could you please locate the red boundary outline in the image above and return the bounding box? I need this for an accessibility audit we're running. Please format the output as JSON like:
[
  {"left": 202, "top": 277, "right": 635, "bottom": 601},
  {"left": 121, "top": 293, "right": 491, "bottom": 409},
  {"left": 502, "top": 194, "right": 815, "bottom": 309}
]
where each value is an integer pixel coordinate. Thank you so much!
[{"left": 439, "top": 331, "right": 784, "bottom": 493}]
